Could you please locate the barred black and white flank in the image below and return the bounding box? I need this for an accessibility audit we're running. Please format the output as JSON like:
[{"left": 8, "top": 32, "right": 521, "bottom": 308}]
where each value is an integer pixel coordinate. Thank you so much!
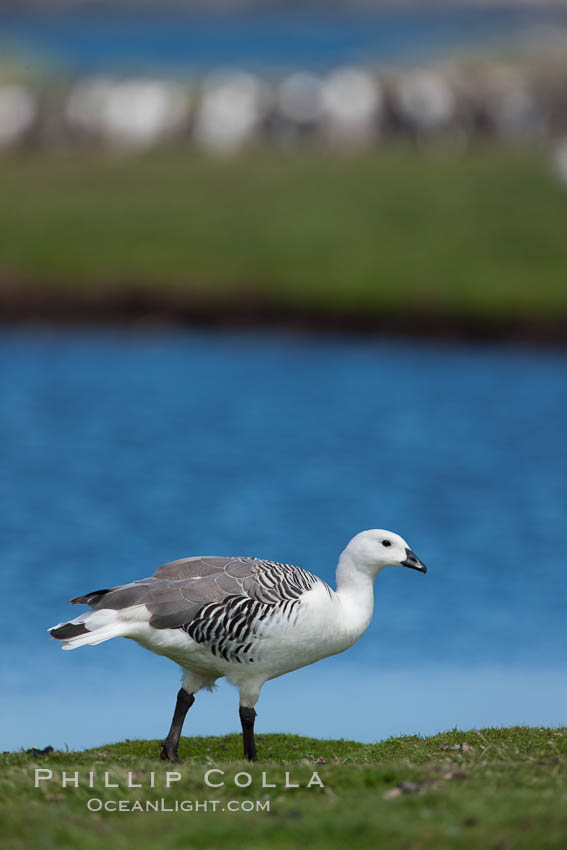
[{"left": 50, "top": 529, "right": 427, "bottom": 762}]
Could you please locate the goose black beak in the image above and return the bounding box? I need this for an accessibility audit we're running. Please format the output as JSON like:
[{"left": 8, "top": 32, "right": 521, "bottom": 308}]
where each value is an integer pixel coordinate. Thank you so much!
[{"left": 401, "top": 548, "right": 427, "bottom": 574}]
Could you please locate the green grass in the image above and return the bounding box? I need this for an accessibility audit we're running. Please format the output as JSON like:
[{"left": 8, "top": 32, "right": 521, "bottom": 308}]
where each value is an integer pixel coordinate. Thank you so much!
[
  {"left": 2, "top": 727, "right": 566, "bottom": 849},
  {"left": 1, "top": 145, "right": 567, "bottom": 323}
]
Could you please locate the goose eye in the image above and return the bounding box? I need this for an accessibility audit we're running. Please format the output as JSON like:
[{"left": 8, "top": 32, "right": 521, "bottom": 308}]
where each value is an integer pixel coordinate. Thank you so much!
[{"left": 382, "top": 540, "right": 391, "bottom": 547}]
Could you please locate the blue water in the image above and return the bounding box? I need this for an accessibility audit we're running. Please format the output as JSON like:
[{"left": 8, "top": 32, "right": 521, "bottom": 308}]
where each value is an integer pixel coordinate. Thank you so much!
[
  {"left": 1, "top": 5, "right": 566, "bottom": 73},
  {"left": 1, "top": 329, "right": 566, "bottom": 750}
]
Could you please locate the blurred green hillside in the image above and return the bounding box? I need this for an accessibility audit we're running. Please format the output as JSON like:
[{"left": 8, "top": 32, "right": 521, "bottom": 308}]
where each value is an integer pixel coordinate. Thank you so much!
[
  {"left": 1, "top": 146, "right": 567, "bottom": 336},
  {"left": 2, "top": 727, "right": 567, "bottom": 850}
]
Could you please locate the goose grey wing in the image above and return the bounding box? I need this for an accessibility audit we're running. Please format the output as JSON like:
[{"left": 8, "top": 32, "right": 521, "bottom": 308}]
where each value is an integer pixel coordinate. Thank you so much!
[
  {"left": 69, "top": 556, "right": 327, "bottom": 635},
  {"left": 147, "top": 556, "right": 327, "bottom": 630}
]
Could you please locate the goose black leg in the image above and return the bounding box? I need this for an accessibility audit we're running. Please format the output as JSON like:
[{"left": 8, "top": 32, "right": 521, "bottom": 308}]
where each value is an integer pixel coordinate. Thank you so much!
[
  {"left": 239, "top": 706, "right": 257, "bottom": 762},
  {"left": 160, "top": 688, "right": 195, "bottom": 763}
]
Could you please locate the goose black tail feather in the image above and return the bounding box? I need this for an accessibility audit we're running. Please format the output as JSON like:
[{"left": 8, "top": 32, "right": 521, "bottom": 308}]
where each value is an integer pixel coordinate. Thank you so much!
[{"left": 50, "top": 622, "right": 89, "bottom": 640}]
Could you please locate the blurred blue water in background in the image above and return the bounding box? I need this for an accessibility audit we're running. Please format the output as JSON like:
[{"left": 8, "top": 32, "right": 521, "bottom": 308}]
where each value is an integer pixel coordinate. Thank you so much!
[
  {"left": 2, "top": 5, "right": 567, "bottom": 72},
  {"left": 1, "top": 329, "right": 566, "bottom": 750}
]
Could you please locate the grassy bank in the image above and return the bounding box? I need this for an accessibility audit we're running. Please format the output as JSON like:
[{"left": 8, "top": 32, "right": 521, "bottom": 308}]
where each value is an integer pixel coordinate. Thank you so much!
[
  {"left": 1, "top": 146, "right": 567, "bottom": 337},
  {"left": 2, "top": 727, "right": 566, "bottom": 849}
]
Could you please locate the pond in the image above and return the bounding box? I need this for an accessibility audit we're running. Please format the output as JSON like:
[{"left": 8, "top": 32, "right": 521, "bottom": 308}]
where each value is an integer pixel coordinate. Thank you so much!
[{"left": 1, "top": 328, "right": 565, "bottom": 750}]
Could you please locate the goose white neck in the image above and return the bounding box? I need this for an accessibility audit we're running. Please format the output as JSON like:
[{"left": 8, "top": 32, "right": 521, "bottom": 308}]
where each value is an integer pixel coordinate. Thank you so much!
[{"left": 333, "top": 551, "right": 376, "bottom": 639}]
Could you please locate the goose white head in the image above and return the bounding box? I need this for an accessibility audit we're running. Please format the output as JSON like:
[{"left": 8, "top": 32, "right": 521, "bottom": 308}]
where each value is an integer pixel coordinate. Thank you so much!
[{"left": 340, "top": 529, "right": 427, "bottom": 578}]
